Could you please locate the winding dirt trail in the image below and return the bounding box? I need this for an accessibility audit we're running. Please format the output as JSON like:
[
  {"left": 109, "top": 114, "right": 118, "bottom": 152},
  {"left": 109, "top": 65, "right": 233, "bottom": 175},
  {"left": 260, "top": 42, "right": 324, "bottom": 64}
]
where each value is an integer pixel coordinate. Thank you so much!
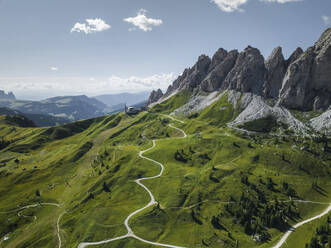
[
  {"left": 57, "top": 212, "right": 66, "bottom": 248},
  {"left": 0, "top": 202, "right": 62, "bottom": 247},
  {"left": 0, "top": 202, "right": 61, "bottom": 214},
  {"left": 273, "top": 203, "right": 331, "bottom": 248},
  {"left": 78, "top": 118, "right": 187, "bottom": 248}
]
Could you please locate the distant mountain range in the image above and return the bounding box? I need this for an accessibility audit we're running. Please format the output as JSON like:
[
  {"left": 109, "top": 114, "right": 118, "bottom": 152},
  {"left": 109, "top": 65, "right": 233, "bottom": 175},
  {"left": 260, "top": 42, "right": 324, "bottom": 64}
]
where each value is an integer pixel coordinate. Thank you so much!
[
  {"left": 94, "top": 92, "right": 149, "bottom": 107},
  {"left": 0, "top": 107, "right": 69, "bottom": 127},
  {"left": 0, "top": 94, "right": 106, "bottom": 122},
  {"left": 0, "top": 91, "right": 150, "bottom": 126}
]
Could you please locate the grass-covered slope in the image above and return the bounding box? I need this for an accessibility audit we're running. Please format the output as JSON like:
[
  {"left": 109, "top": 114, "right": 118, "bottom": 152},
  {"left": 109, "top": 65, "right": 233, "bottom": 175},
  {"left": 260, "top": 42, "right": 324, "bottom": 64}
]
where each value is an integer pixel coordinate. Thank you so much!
[
  {"left": 0, "top": 96, "right": 330, "bottom": 248},
  {"left": 149, "top": 90, "right": 192, "bottom": 114},
  {"left": 196, "top": 91, "right": 240, "bottom": 126}
]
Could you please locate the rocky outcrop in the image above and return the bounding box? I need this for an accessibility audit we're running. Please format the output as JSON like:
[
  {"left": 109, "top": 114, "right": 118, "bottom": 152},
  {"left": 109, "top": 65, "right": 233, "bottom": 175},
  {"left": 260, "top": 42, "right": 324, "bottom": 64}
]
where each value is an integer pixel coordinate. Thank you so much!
[
  {"left": 278, "top": 48, "right": 315, "bottom": 110},
  {"left": 149, "top": 28, "right": 331, "bottom": 112},
  {"left": 209, "top": 48, "right": 228, "bottom": 71},
  {"left": 263, "top": 47, "right": 286, "bottom": 98},
  {"left": 279, "top": 28, "right": 331, "bottom": 111},
  {"left": 310, "top": 109, "right": 331, "bottom": 135},
  {"left": 185, "top": 55, "right": 211, "bottom": 89},
  {"left": 229, "top": 92, "right": 310, "bottom": 135},
  {"left": 285, "top": 47, "right": 303, "bottom": 67},
  {"left": 147, "top": 89, "right": 163, "bottom": 105},
  {"left": 162, "top": 46, "right": 266, "bottom": 99},
  {"left": 173, "top": 91, "right": 226, "bottom": 116},
  {"left": 164, "top": 55, "right": 211, "bottom": 97},
  {"left": 222, "top": 46, "right": 266, "bottom": 95},
  {"left": 201, "top": 50, "right": 238, "bottom": 92}
]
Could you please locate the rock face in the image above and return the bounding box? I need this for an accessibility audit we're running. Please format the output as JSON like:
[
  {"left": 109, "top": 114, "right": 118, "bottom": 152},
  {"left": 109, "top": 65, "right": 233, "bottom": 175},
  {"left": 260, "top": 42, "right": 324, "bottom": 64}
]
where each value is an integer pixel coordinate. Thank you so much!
[
  {"left": 263, "top": 47, "right": 286, "bottom": 98},
  {"left": 279, "top": 28, "right": 331, "bottom": 111},
  {"left": 285, "top": 47, "right": 303, "bottom": 67},
  {"left": 164, "top": 55, "right": 211, "bottom": 97},
  {"left": 185, "top": 55, "right": 211, "bottom": 89},
  {"left": 310, "top": 109, "right": 331, "bottom": 135},
  {"left": 149, "top": 28, "right": 331, "bottom": 111},
  {"left": 147, "top": 89, "right": 163, "bottom": 105},
  {"left": 201, "top": 50, "right": 238, "bottom": 92},
  {"left": 223, "top": 46, "right": 266, "bottom": 95}
]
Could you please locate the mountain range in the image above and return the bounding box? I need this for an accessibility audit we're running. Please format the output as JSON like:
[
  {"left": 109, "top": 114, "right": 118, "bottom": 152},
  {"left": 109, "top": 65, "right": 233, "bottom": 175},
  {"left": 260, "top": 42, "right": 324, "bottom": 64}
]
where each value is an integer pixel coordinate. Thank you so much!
[
  {"left": 0, "top": 92, "right": 150, "bottom": 126},
  {"left": 94, "top": 92, "right": 149, "bottom": 109},
  {"left": 0, "top": 107, "right": 69, "bottom": 127},
  {"left": 148, "top": 28, "right": 331, "bottom": 135}
]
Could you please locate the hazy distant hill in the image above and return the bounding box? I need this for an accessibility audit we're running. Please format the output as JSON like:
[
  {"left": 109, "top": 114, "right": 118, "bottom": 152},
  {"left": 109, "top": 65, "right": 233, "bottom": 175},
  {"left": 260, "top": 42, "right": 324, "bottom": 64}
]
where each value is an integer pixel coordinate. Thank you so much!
[
  {"left": 94, "top": 92, "right": 149, "bottom": 108},
  {"left": 0, "top": 95, "right": 107, "bottom": 121},
  {"left": 0, "top": 107, "right": 69, "bottom": 127}
]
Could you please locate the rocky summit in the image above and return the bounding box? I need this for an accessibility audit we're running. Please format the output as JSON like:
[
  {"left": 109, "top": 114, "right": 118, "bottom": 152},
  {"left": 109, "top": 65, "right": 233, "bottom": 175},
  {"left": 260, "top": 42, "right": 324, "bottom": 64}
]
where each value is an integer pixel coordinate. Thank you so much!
[
  {"left": 147, "top": 88, "right": 164, "bottom": 105},
  {"left": 279, "top": 28, "right": 331, "bottom": 111},
  {"left": 150, "top": 28, "right": 331, "bottom": 112}
]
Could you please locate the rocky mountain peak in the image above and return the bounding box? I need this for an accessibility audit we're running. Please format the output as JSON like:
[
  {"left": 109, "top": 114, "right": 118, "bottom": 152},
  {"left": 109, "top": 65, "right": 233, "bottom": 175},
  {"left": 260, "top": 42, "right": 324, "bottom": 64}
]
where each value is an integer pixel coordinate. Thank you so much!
[
  {"left": 286, "top": 47, "right": 304, "bottom": 67},
  {"left": 223, "top": 46, "right": 266, "bottom": 95},
  {"left": 209, "top": 48, "right": 228, "bottom": 70},
  {"left": 147, "top": 89, "right": 164, "bottom": 105},
  {"left": 263, "top": 46, "right": 286, "bottom": 98},
  {"left": 315, "top": 28, "right": 331, "bottom": 51},
  {"left": 279, "top": 29, "right": 331, "bottom": 111},
  {"left": 149, "top": 29, "right": 331, "bottom": 112},
  {"left": 163, "top": 55, "right": 211, "bottom": 97},
  {"left": 195, "top": 55, "right": 211, "bottom": 73},
  {"left": 201, "top": 49, "right": 238, "bottom": 92},
  {"left": 266, "top": 47, "right": 283, "bottom": 64}
]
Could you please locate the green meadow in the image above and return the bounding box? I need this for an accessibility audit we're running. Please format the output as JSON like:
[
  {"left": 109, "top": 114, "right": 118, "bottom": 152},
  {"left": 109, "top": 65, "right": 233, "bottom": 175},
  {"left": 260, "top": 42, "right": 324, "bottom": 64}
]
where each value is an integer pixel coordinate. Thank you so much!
[{"left": 0, "top": 94, "right": 330, "bottom": 248}]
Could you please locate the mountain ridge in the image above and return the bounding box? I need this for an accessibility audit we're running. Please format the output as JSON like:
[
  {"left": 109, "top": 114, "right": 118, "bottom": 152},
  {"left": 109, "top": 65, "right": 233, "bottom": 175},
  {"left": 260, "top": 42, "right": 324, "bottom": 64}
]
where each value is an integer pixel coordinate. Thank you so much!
[
  {"left": 150, "top": 28, "right": 331, "bottom": 111},
  {"left": 0, "top": 95, "right": 107, "bottom": 122},
  {"left": 0, "top": 107, "right": 70, "bottom": 127},
  {"left": 148, "top": 29, "right": 331, "bottom": 135}
]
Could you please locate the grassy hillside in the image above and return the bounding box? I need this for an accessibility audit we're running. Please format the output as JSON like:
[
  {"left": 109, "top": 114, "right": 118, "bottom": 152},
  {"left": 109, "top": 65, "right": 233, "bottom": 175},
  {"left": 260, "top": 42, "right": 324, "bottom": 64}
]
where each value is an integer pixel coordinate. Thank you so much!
[
  {"left": 149, "top": 90, "right": 192, "bottom": 114},
  {"left": 0, "top": 93, "right": 330, "bottom": 248},
  {"left": 196, "top": 91, "right": 240, "bottom": 126}
]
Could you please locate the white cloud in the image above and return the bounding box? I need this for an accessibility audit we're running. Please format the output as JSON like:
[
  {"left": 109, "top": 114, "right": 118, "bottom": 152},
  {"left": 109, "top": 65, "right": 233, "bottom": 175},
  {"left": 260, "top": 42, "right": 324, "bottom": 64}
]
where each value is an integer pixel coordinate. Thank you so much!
[
  {"left": 51, "top": 67, "right": 59, "bottom": 71},
  {"left": 212, "top": 0, "right": 303, "bottom": 12},
  {"left": 0, "top": 73, "right": 176, "bottom": 100},
  {"left": 124, "top": 9, "right": 163, "bottom": 31},
  {"left": 211, "top": 0, "right": 248, "bottom": 12},
  {"left": 322, "top": 15, "right": 330, "bottom": 25},
  {"left": 107, "top": 74, "right": 175, "bottom": 90},
  {"left": 71, "top": 18, "right": 111, "bottom": 34}
]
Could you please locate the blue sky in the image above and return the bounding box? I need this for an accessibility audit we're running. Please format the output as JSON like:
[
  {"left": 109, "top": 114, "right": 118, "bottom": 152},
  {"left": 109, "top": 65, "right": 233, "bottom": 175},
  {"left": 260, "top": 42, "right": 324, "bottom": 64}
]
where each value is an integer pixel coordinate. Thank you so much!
[{"left": 0, "top": 0, "right": 330, "bottom": 100}]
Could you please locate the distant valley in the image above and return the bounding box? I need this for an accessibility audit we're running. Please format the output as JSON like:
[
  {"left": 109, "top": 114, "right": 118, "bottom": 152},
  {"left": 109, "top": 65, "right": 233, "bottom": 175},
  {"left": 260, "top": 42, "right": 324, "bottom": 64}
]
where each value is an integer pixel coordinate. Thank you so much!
[{"left": 0, "top": 91, "right": 149, "bottom": 126}]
